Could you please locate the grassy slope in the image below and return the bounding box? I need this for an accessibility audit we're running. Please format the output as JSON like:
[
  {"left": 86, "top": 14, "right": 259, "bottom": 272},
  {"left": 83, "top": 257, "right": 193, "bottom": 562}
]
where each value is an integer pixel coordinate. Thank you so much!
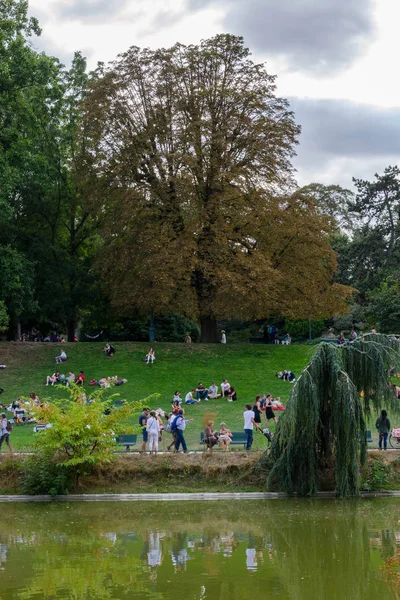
[{"left": 0, "top": 341, "right": 315, "bottom": 451}]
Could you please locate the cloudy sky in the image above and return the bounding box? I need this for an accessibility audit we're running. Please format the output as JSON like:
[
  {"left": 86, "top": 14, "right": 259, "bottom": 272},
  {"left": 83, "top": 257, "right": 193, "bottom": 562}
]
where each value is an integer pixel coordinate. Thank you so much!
[{"left": 29, "top": 0, "right": 400, "bottom": 188}]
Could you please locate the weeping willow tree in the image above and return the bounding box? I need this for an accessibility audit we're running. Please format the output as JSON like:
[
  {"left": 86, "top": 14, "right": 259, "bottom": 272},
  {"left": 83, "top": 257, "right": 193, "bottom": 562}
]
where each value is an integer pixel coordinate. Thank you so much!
[{"left": 268, "top": 334, "right": 400, "bottom": 497}]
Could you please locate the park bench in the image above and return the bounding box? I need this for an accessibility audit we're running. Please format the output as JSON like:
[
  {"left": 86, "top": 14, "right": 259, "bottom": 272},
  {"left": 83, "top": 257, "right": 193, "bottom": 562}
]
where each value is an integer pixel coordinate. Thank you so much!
[
  {"left": 200, "top": 431, "right": 248, "bottom": 448},
  {"left": 116, "top": 434, "right": 137, "bottom": 451},
  {"left": 33, "top": 423, "right": 51, "bottom": 432}
]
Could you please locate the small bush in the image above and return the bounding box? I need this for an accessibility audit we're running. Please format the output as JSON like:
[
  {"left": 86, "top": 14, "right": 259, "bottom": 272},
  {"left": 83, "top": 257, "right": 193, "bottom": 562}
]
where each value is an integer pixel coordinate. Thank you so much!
[
  {"left": 362, "top": 457, "right": 390, "bottom": 491},
  {"left": 21, "top": 454, "right": 71, "bottom": 496}
]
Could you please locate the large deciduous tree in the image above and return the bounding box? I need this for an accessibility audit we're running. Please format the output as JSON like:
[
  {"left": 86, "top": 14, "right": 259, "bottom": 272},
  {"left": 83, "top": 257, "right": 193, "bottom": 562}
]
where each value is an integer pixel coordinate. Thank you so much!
[{"left": 83, "top": 35, "right": 351, "bottom": 341}]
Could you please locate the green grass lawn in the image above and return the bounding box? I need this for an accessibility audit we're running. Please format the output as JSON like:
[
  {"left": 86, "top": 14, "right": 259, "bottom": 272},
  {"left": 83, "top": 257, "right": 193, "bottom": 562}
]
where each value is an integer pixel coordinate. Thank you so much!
[{"left": 0, "top": 341, "right": 316, "bottom": 451}]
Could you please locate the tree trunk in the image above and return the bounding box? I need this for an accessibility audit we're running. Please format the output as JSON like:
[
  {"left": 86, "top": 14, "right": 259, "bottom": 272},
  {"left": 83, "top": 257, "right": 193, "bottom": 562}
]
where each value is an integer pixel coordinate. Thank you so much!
[
  {"left": 200, "top": 315, "right": 218, "bottom": 343},
  {"left": 67, "top": 319, "right": 76, "bottom": 343}
]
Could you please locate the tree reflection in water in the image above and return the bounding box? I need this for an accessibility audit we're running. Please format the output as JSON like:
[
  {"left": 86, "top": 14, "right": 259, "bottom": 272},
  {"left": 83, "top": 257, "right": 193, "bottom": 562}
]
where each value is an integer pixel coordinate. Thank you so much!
[{"left": 0, "top": 500, "right": 399, "bottom": 600}]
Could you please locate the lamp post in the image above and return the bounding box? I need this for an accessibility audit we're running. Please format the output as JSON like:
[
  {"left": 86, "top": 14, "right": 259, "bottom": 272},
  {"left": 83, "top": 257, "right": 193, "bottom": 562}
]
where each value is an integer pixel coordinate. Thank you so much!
[{"left": 149, "top": 313, "right": 155, "bottom": 343}]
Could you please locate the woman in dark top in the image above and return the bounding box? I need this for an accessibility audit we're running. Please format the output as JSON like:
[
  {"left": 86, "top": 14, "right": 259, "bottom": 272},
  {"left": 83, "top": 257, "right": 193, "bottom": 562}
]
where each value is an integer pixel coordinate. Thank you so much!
[
  {"left": 376, "top": 409, "right": 391, "bottom": 450},
  {"left": 252, "top": 396, "right": 262, "bottom": 424},
  {"left": 265, "top": 394, "right": 278, "bottom": 427},
  {"left": 204, "top": 420, "right": 218, "bottom": 450},
  {"left": 227, "top": 387, "right": 237, "bottom": 402}
]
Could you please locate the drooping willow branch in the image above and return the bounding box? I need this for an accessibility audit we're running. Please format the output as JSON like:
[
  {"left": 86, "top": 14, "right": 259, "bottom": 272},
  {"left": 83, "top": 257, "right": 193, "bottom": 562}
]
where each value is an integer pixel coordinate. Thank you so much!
[{"left": 267, "top": 335, "right": 400, "bottom": 497}]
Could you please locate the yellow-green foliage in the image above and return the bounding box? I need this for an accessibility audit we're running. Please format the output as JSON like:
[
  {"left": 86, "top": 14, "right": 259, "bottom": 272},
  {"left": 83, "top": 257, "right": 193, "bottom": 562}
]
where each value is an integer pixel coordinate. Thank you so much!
[{"left": 29, "top": 384, "right": 146, "bottom": 469}]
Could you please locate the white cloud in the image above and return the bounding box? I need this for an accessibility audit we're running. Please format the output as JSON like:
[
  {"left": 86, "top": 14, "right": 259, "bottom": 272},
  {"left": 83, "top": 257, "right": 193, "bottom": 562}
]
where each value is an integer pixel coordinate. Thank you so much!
[{"left": 27, "top": 0, "right": 400, "bottom": 187}]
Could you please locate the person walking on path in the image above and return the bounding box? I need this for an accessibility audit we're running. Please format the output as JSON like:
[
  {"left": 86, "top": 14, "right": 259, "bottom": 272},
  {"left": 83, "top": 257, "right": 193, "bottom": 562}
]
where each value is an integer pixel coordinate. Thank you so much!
[
  {"left": 243, "top": 404, "right": 261, "bottom": 451},
  {"left": 376, "top": 409, "right": 391, "bottom": 450},
  {"left": 174, "top": 409, "right": 193, "bottom": 453},
  {"left": 0, "top": 413, "right": 12, "bottom": 453},
  {"left": 146, "top": 410, "right": 160, "bottom": 454}
]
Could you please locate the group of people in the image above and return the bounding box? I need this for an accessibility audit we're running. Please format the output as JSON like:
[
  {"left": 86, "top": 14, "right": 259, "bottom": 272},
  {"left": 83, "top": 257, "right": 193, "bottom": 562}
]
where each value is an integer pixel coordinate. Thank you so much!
[
  {"left": 276, "top": 370, "right": 296, "bottom": 383},
  {"left": 19, "top": 328, "right": 68, "bottom": 343},
  {"left": 265, "top": 326, "right": 291, "bottom": 345},
  {"left": 174, "top": 380, "right": 237, "bottom": 405},
  {"left": 139, "top": 407, "right": 193, "bottom": 454},
  {"left": 45, "top": 370, "right": 85, "bottom": 386},
  {"left": 337, "top": 328, "right": 358, "bottom": 345}
]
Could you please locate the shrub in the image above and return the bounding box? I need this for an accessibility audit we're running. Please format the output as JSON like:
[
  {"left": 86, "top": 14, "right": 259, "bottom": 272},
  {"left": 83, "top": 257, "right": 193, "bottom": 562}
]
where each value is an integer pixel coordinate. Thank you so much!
[
  {"left": 21, "top": 453, "right": 70, "bottom": 496},
  {"left": 361, "top": 456, "right": 390, "bottom": 491},
  {"left": 26, "top": 384, "right": 146, "bottom": 483}
]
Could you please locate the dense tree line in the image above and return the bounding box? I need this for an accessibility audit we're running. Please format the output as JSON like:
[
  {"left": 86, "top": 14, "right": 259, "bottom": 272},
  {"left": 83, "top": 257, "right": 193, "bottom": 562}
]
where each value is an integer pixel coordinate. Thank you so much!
[{"left": 0, "top": 0, "right": 397, "bottom": 341}]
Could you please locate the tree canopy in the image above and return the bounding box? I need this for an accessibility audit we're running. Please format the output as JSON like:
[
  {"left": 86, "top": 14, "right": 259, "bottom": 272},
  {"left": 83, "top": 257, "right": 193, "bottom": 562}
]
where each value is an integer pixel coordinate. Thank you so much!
[{"left": 82, "top": 35, "right": 351, "bottom": 341}]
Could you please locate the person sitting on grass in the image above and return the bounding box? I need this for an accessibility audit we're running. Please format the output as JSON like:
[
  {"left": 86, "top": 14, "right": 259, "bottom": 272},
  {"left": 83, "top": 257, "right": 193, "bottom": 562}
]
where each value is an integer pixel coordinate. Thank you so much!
[
  {"left": 221, "top": 379, "right": 231, "bottom": 397},
  {"left": 76, "top": 371, "right": 85, "bottom": 385},
  {"left": 195, "top": 382, "right": 208, "bottom": 401},
  {"left": 208, "top": 382, "right": 221, "bottom": 399},
  {"left": 184, "top": 390, "right": 198, "bottom": 405},
  {"left": 145, "top": 347, "right": 155, "bottom": 363},
  {"left": 218, "top": 422, "right": 233, "bottom": 450},
  {"left": 104, "top": 343, "right": 115, "bottom": 358},
  {"left": 282, "top": 333, "right": 292, "bottom": 345},
  {"left": 337, "top": 331, "right": 346, "bottom": 345},
  {"left": 65, "top": 370, "right": 75, "bottom": 387},
  {"left": 172, "top": 391, "right": 182, "bottom": 404},
  {"left": 203, "top": 420, "right": 218, "bottom": 451},
  {"left": 29, "top": 392, "right": 41, "bottom": 407},
  {"left": 55, "top": 349, "right": 67, "bottom": 364},
  {"left": 171, "top": 400, "right": 181, "bottom": 414},
  {"left": 45, "top": 370, "right": 60, "bottom": 386},
  {"left": 14, "top": 403, "right": 27, "bottom": 423},
  {"left": 227, "top": 386, "right": 237, "bottom": 402}
]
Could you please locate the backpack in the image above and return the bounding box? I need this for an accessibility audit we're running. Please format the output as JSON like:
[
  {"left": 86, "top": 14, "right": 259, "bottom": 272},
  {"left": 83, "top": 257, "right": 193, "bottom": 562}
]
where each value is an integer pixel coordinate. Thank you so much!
[
  {"left": 170, "top": 415, "right": 182, "bottom": 432},
  {"left": 6, "top": 420, "right": 12, "bottom": 432}
]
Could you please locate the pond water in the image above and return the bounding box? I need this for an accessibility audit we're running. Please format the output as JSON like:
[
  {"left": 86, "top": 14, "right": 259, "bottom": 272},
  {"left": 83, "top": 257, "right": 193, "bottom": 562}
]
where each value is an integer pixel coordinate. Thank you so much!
[{"left": 1, "top": 499, "right": 400, "bottom": 599}]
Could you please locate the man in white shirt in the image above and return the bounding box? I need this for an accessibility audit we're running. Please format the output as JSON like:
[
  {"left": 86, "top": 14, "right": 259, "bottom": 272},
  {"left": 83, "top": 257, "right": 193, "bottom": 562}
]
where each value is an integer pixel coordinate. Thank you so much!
[
  {"left": 185, "top": 390, "right": 198, "bottom": 404},
  {"left": 243, "top": 404, "right": 260, "bottom": 450},
  {"left": 220, "top": 330, "right": 226, "bottom": 344},
  {"left": 221, "top": 379, "right": 230, "bottom": 397}
]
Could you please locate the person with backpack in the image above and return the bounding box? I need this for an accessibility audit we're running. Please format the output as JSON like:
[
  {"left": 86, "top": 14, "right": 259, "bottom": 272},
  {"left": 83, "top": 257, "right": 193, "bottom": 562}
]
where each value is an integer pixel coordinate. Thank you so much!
[
  {"left": 376, "top": 409, "right": 391, "bottom": 450},
  {"left": 0, "top": 412, "right": 12, "bottom": 453},
  {"left": 171, "top": 408, "right": 193, "bottom": 453}
]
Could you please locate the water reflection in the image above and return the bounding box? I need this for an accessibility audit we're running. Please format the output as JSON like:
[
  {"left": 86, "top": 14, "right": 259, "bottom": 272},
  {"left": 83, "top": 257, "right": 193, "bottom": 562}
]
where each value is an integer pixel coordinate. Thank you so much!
[{"left": 0, "top": 500, "right": 399, "bottom": 599}]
